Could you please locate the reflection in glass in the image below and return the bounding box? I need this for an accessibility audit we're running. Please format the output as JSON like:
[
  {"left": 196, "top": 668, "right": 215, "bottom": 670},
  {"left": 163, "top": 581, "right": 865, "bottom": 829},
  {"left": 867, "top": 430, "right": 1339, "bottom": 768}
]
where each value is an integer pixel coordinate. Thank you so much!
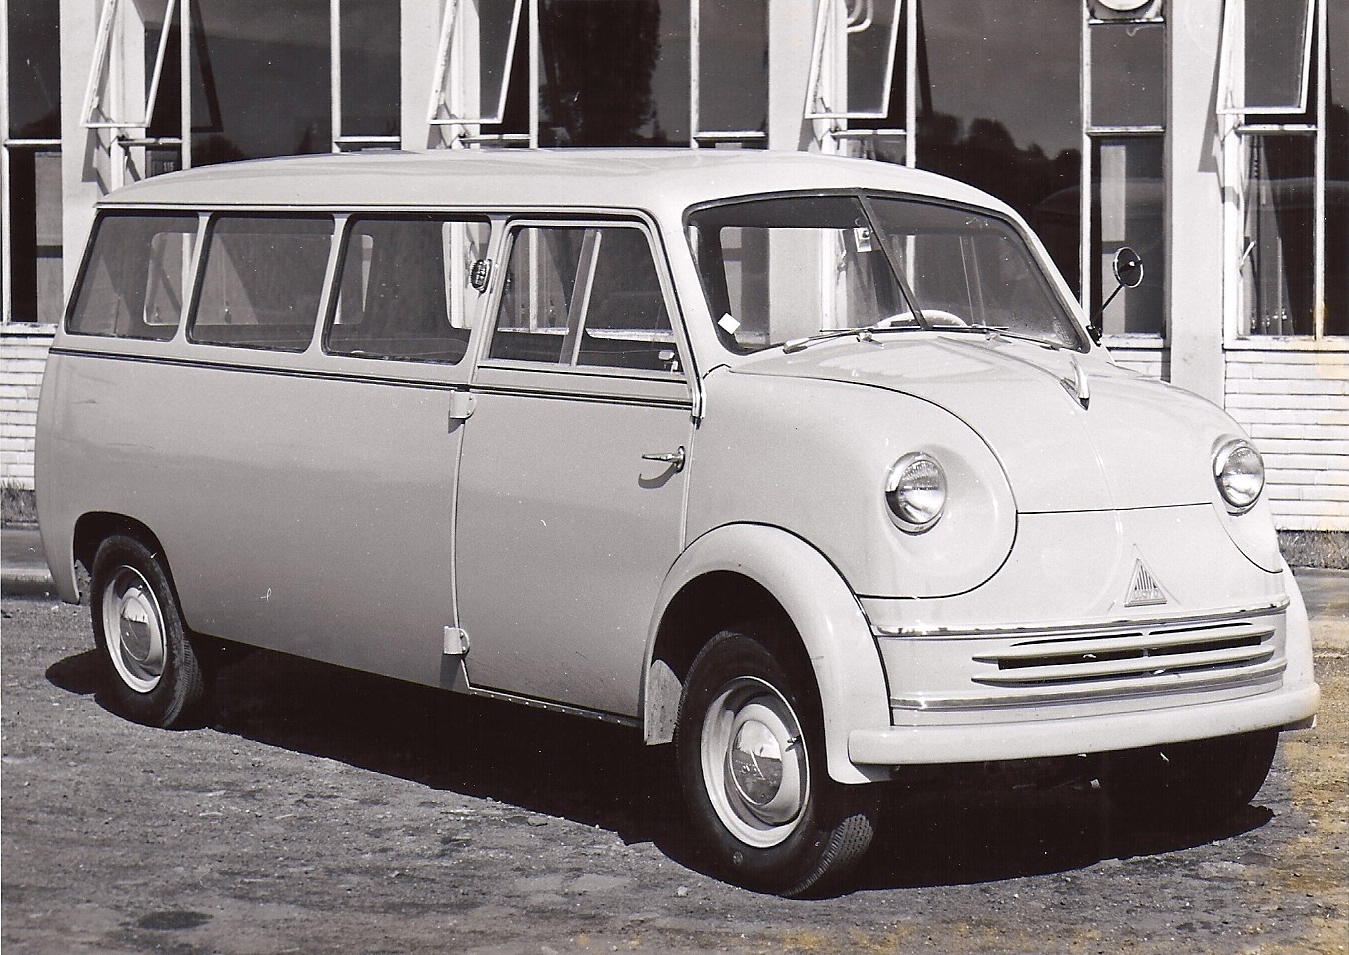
[
  {"left": 1220, "top": 0, "right": 1315, "bottom": 114},
  {"left": 190, "top": 0, "right": 331, "bottom": 165},
  {"left": 806, "top": 0, "right": 902, "bottom": 119},
  {"left": 696, "top": 0, "right": 768, "bottom": 138},
  {"left": 539, "top": 0, "right": 689, "bottom": 146},
  {"left": 429, "top": 0, "right": 523, "bottom": 125},
  {"left": 1092, "top": 138, "right": 1163, "bottom": 335},
  {"left": 1090, "top": 21, "right": 1164, "bottom": 129},
  {"left": 7, "top": 0, "right": 61, "bottom": 137},
  {"left": 340, "top": 0, "right": 400, "bottom": 137},
  {"left": 1239, "top": 134, "right": 1315, "bottom": 336},
  {"left": 916, "top": 0, "right": 1081, "bottom": 293}
]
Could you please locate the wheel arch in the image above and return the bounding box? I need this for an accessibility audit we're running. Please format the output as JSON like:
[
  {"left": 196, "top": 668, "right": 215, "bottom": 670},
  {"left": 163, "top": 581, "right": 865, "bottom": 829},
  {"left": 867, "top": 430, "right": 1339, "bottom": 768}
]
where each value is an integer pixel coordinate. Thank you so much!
[
  {"left": 73, "top": 513, "right": 173, "bottom": 600},
  {"left": 643, "top": 522, "right": 891, "bottom": 784}
]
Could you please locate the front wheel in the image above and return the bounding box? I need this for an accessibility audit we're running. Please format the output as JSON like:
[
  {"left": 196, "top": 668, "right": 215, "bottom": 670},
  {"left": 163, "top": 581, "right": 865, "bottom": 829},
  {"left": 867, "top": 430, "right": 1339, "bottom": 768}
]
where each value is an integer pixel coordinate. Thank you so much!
[
  {"left": 90, "top": 535, "right": 206, "bottom": 728},
  {"left": 1104, "top": 730, "right": 1278, "bottom": 827},
  {"left": 675, "top": 630, "right": 877, "bottom": 896}
]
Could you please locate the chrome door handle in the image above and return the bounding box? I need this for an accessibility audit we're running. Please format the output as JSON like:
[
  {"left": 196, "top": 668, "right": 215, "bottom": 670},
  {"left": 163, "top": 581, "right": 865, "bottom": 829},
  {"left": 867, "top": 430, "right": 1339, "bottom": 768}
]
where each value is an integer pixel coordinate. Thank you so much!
[{"left": 642, "top": 446, "right": 686, "bottom": 472}]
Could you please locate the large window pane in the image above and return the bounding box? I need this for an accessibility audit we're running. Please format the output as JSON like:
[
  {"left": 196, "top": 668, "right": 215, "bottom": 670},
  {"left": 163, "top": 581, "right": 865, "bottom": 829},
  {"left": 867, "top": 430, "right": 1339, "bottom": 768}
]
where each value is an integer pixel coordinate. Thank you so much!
[
  {"left": 340, "top": 0, "right": 400, "bottom": 137},
  {"left": 68, "top": 214, "right": 197, "bottom": 340},
  {"left": 1239, "top": 134, "right": 1315, "bottom": 336},
  {"left": 916, "top": 0, "right": 1081, "bottom": 293},
  {"left": 696, "top": 0, "right": 768, "bottom": 137},
  {"left": 191, "top": 216, "right": 333, "bottom": 351},
  {"left": 538, "top": 0, "right": 689, "bottom": 146},
  {"left": 7, "top": 0, "right": 60, "bottom": 137},
  {"left": 1090, "top": 21, "right": 1164, "bottom": 129},
  {"left": 1092, "top": 137, "right": 1164, "bottom": 335},
  {"left": 430, "top": 0, "right": 523, "bottom": 125},
  {"left": 190, "top": 0, "right": 331, "bottom": 164}
]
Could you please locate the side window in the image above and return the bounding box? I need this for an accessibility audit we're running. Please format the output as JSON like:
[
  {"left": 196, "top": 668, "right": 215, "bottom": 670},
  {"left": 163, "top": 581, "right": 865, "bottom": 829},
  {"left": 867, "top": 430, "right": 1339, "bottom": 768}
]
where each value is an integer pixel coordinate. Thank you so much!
[
  {"left": 67, "top": 214, "right": 198, "bottom": 340},
  {"left": 190, "top": 216, "right": 333, "bottom": 352},
  {"left": 327, "top": 217, "right": 490, "bottom": 364},
  {"left": 489, "top": 224, "right": 677, "bottom": 372}
]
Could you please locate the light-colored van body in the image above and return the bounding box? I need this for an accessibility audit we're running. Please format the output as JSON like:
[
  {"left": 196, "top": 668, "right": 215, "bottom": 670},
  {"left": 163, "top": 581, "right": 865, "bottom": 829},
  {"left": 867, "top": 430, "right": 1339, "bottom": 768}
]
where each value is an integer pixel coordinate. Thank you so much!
[{"left": 36, "top": 150, "right": 1319, "bottom": 894}]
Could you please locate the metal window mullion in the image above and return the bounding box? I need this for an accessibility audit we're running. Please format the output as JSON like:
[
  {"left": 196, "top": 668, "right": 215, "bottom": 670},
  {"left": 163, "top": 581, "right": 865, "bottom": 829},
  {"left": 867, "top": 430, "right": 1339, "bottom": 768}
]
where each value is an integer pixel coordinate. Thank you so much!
[
  {"left": 689, "top": 0, "right": 700, "bottom": 148},
  {"left": 180, "top": 0, "right": 192, "bottom": 169},
  {"left": 529, "top": 0, "right": 540, "bottom": 148},
  {"left": 1079, "top": 5, "right": 1092, "bottom": 315},
  {"left": 1313, "top": 0, "right": 1327, "bottom": 338},
  {"left": 904, "top": 0, "right": 915, "bottom": 167},
  {"left": 331, "top": 0, "right": 343, "bottom": 151}
]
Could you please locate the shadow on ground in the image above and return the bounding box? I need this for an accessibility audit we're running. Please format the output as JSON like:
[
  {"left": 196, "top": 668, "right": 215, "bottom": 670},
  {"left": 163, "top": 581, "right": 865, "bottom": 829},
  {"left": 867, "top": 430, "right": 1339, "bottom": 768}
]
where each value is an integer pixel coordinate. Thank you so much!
[{"left": 46, "top": 645, "right": 1274, "bottom": 895}]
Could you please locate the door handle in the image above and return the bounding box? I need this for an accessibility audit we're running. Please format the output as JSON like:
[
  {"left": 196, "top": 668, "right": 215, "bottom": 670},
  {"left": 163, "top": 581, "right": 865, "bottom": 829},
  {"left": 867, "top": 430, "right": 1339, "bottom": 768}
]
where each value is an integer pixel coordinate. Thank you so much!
[{"left": 642, "top": 446, "right": 686, "bottom": 472}]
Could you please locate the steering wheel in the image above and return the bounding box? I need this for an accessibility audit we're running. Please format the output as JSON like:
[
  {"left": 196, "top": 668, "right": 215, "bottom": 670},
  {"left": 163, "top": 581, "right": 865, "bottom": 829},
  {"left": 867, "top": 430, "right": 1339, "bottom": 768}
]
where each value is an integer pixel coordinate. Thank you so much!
[{"left": 878, "top": 309, "right": 968, "bottom": 328}]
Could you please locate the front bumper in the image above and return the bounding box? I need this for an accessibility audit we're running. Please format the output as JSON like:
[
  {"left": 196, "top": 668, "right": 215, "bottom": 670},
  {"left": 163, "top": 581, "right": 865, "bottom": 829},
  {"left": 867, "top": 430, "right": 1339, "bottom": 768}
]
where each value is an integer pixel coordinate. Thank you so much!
[{"left": 849, "top": 679, "right": 1319, "bottom": 765}]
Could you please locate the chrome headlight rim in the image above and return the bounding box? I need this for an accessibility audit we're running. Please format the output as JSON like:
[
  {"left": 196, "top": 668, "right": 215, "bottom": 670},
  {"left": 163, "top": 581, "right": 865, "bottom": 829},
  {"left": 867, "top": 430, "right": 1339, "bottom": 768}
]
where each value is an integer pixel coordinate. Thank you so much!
[
  {"left": 1213, "top": 437, "right": 1265, "bottom": 513},
  {"left": 884, "top": 451, "right": 947, "bottom": 533}
]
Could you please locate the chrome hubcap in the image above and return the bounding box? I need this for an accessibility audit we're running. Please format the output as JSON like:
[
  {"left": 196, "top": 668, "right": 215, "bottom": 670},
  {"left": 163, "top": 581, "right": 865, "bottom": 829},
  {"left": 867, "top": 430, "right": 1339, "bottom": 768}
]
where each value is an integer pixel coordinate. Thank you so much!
[
  {"left": 701, "top": 677, "right": 809, "bottom": 848},
  {"left": 102, "top": 567, "right": 166, "bottom": 694}
]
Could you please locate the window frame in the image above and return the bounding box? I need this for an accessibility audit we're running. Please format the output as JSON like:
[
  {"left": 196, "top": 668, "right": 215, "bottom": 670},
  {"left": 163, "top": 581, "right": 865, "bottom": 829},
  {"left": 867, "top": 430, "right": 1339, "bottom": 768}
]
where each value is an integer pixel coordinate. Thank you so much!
[
  {"left": 481, "top": 217, "right": 688, "bottom": 381},
  {"left": 1216, "top": 0, "right": 1316, "bottom": 117}
]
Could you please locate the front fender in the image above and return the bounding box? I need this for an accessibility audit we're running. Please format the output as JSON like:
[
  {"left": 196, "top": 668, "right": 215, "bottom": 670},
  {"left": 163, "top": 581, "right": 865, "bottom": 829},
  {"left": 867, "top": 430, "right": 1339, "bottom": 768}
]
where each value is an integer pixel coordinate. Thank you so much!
[{"left": 644, "top": 523, "right": 891, "bottom": 784}]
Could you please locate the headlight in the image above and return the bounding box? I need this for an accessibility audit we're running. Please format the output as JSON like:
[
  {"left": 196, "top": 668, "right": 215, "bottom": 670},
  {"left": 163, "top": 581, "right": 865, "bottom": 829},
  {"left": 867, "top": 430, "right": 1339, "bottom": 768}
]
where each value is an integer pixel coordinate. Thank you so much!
[
  {"left": 885, "top": 452, "right": 947, "bottom": 532},
  {"left": 1213, "top": 438, "right": 1264, "bottom": 512}
]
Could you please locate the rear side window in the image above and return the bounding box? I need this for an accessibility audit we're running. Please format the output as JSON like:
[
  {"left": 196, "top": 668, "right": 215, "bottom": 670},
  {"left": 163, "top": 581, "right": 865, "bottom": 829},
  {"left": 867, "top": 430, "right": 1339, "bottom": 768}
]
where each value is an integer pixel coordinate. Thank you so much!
[
  {"left": 67, "top": 214, "right": 198, "bottom": 340},
  {"left": 190, "top": 216, "right": 333, "bottom": 352},
  {"left": 326, "top": 216, "right": 491, "bottom": 364}
]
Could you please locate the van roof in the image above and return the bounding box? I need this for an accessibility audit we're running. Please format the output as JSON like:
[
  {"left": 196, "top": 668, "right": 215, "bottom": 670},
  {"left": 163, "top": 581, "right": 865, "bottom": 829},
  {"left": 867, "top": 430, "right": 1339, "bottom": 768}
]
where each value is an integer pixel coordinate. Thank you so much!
[{"left": 100, "top": 148, "right": 1011, "bottom": 218}]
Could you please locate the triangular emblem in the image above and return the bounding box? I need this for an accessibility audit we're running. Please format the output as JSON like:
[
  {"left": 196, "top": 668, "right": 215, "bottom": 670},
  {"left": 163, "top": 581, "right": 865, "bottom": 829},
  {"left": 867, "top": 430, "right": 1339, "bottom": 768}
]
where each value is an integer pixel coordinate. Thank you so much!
[{"left": 1125, "top": 559, "right": 1167, "bottom": 607}]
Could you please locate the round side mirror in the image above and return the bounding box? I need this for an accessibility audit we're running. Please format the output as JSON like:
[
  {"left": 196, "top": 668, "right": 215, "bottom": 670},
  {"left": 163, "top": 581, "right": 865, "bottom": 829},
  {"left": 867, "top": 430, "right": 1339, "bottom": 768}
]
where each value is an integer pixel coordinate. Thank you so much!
[{"left": 1113, "top": 247, "right": 1144, "bottom": 289}]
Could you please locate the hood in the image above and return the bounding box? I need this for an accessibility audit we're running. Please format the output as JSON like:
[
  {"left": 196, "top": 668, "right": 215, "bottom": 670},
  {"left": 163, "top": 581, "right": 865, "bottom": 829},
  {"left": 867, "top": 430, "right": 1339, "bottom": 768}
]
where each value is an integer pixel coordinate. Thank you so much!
[{"left": 732, "top": 334, "right": 1234, "bottom": 513}]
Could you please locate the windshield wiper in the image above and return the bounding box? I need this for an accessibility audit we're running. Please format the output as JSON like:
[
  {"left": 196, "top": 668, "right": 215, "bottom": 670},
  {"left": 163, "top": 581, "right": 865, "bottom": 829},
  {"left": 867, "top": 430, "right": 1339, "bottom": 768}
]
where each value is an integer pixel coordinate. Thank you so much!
[{"left": 781, "top": 320, "right": 925, "bottom": 354}]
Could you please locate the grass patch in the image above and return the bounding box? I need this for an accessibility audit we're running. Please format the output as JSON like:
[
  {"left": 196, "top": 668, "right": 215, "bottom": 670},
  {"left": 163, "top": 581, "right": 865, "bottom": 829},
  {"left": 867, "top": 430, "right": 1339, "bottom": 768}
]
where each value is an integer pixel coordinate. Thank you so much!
[
  {"left": 2, "top": 484, "right": 37, "bottom": 526},
  {"left": 1279, "top": 530, "right": 1349, "bottom": 571}
]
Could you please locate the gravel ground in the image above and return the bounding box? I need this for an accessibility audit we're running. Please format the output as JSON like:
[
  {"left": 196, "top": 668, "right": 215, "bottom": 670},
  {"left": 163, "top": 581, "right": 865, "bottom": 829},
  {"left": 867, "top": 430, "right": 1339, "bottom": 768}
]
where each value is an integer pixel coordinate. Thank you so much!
[{"left": 2, "top": 589, "right": 1345, "bottom": 955}]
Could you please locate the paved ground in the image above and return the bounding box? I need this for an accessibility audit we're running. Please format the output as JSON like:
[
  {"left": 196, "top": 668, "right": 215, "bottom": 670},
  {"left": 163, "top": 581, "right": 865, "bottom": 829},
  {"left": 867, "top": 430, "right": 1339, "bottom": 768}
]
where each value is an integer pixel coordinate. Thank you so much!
[{"left": 2, "top": 526, "right": 1346, "bottom": 954}]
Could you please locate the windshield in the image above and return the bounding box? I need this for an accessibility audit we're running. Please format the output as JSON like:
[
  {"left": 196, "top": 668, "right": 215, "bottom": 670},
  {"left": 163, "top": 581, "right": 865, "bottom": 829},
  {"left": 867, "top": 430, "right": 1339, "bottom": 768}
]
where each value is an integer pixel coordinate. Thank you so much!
[{"left": 687, "top": 193, "right": 1086, "bottom": 352}]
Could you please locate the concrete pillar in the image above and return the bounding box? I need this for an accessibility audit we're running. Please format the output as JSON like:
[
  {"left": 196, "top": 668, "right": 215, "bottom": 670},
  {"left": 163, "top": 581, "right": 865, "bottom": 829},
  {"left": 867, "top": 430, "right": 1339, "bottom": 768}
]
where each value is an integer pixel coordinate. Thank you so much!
[
  {"left": 59, "top": 0, "right": 105, "bottom": 298},
  {"left": 767, "top": 0, "right": 815, "bottom": 152},
  {"left": 401, "top": 0, "right": 442, "bottom": 151},
  {"left": 1165, "top": 0, "right": 1226, "bottom": 404}
]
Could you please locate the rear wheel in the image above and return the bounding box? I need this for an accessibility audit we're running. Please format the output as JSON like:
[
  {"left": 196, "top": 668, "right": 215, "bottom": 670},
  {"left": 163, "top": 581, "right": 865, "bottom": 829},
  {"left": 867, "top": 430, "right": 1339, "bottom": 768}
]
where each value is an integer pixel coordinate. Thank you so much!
[
  {"left": 675, "top": 629, "right": 877, "bottom": 896},
  {"left": 1104, "top": 730, "right": 1278, "bottom": 826},
  {"left": 91, "top": 535, "right": 206, "bottom": 728}
]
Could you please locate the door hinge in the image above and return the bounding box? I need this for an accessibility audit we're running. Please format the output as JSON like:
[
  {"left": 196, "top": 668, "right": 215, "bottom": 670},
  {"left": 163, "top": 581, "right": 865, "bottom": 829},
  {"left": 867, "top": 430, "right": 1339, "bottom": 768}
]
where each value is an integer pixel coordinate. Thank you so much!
[
  {"left": 449, "top": 391, "right": 477, "bottom": 427},
  {"left": 443, "top": 626, "right": 470, "bottom": 656}
]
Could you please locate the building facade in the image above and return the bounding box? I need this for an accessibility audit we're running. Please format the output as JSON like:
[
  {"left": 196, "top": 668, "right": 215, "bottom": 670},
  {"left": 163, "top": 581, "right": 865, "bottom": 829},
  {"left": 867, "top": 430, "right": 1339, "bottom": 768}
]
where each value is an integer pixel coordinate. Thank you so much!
[{"left": 3, "top": 0, "right": 1346, "bottom": 532}]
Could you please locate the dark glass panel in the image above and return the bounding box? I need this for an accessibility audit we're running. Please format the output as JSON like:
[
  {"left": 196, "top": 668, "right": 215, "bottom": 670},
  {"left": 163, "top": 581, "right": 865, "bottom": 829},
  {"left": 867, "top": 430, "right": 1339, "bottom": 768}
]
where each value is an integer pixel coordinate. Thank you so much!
[
  {"left": 697, "top": 0, "right": 768, "bottom": 134},
  {"left": 1091, "top": 137, "right": 1163, "bottom": 335},
  {"left": 916, "top": 0, "right": 1081, "bottom": 293},
  {"left": 1238, "top": 0, "right": 1313, "bottom": 112},
  {"left": 190, "top": 0, "right": 331, "bottom": 164},
  {"left": 1328, "top": 0, "right": 1348, "bottom": 335},
  {"left": 1090, "top": 21, "right": 1164, "bottom": 128},
  {"left": 7, "top": 0, "right": 60, "bottom": 137},
  {"left": 539, "top": 0, "right": 689, "bottom": 146},
  {"left": 7, "top": 150, "right": 63, "bottom": 324},
  {"left": 1239, "top": 134, "right": 1315, "bottom": 336},
  {"left": 340, "top": 0, "right": 400, "bottom": 136}
]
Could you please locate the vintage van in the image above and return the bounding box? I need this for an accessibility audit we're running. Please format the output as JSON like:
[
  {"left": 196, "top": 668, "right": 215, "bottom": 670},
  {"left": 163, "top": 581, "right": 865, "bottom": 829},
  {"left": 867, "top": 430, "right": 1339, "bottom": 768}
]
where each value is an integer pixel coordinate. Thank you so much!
[{"left": 36, "top": 150, "right": 1320, "bottom": 895}]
